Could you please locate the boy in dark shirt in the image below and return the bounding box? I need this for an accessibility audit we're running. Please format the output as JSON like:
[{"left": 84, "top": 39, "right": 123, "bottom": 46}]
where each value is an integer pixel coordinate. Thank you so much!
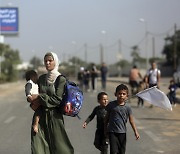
[
  {"left": 105, "top": 84, "right": 140, "bottom": 154},
  {"left": 83, "top": 92, "right": 109, "bottom": 154},
  {"left": 168, "top": 79, "right": 178, "bottom": 106}
]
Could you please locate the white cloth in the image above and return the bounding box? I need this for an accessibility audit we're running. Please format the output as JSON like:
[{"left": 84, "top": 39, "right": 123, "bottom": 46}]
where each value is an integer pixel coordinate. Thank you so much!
[
  {"left": 147, "top": 68, "right": 160, "bottom": 84},
  {"left": 46, "top": 52, "right": 60, "bottom": 84},
  {"left": 136, "top": 86, "right": 172, "bottom": 111},
  {"left": 25, "top": 80, "right": 39, "bottom": 97}
]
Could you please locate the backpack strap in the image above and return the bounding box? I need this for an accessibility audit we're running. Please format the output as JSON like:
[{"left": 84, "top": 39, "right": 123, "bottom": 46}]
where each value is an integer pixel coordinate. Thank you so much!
[
  {"left": 54, "top": 75, "right": 67, "bottom": 106},
  {"left": 54, "top": 75, "right": 67, "bottom": 90}
]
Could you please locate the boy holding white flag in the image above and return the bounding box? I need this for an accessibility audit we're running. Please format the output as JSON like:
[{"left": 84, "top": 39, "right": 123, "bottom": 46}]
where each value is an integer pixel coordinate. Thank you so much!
[{"left": 104, "top": 84, "right": 140, "bottom": 154}]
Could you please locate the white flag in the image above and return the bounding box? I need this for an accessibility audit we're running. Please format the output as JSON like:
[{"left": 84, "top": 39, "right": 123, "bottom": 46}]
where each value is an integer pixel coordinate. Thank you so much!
[{"left": 136, "top": 86, "right": 172, "bottom": 111}]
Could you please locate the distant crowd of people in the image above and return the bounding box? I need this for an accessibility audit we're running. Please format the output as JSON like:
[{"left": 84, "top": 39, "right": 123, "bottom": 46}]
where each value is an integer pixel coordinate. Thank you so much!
[
  {"left": 77, "top": 62, "right": 108, "bottom": 92},
  {"left": 129, "top": 60, "right": 179, "bottom": 108}
]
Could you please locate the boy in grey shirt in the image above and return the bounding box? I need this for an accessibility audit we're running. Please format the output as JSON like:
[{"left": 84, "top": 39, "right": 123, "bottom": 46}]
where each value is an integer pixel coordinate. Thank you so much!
[{"left": 105, "top": 84, "right": 140, "bottom": 154}]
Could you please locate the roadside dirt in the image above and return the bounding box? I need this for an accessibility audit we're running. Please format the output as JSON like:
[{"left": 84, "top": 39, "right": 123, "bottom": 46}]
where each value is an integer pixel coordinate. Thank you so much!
[{"left": 0, "top": 81, "right": 25, "bottom": 97}]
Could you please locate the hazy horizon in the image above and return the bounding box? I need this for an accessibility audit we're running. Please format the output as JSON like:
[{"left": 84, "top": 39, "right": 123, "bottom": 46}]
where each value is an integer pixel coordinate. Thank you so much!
[{"left": 1, "top": 0, "right": 180, "bottom": 65}]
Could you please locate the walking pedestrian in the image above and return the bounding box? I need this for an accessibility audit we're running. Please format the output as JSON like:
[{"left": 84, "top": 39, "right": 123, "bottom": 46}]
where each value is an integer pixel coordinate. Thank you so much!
[
  {"left": 129, "top": 65, "right": 142, "bottom": 95},
  {"left": 84, "top": 69, "right": 90, "bottom": 92},
  {"left": 83, "top": 92, "right": 109, "bottom": 154},
  {"left": 28, "top": 52, "right": 74, "bottom": 154},
  {"left": 168, "top": 79, "right": 178, "bottom": 107},
  {"left": 100, "top": 62, "right": 108, "bottom": 90},
  {"left": 91, "top": 64, "right": 98, "bottom": 92},
  {"left": 145, "top": 61, "right": 161, "bottom": 88},
  {"left": 105, "top": 84, "right": 140, "bottom": 154},
  {"left": 77, "top": 67, "right": 85, "bottom": 91},
  {"left": 144, "top": 61, "right": 161, "bottom": 108}
]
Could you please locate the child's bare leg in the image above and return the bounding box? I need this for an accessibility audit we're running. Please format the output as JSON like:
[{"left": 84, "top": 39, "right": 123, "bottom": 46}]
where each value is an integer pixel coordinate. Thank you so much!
[{"left": 33, "top": 115, "right": 40, "bottom": 133}]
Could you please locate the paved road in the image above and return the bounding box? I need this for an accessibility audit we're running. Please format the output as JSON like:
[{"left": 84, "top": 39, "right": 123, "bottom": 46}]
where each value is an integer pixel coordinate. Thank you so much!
[{"left": 0, "top": 79, "right": 179, "bottom": 154}]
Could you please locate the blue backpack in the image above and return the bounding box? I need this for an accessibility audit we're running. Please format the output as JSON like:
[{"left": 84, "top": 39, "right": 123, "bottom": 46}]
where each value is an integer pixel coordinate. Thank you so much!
[{"left": 55, "top": 75, "right": 83, "bottom": 119}]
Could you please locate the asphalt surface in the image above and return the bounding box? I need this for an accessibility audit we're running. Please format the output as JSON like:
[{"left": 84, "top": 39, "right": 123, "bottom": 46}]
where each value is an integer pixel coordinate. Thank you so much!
[{"left": 0, "top": 78, "right": 179, "bottom": 154}]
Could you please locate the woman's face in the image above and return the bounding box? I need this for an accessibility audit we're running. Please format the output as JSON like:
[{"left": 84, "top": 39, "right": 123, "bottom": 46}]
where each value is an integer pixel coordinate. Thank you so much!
[{"left": 44, "top": 55, "right": 56, "bottom": 71}]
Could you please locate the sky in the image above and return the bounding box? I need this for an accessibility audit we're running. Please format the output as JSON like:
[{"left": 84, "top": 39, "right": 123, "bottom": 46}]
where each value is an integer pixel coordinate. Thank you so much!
[{"left": 1, "top": 0, "right": 180, "bottom": 65}]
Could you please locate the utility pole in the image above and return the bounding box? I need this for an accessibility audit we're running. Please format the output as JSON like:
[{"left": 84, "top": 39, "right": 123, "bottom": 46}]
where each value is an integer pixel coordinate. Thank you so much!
[
  {"left": 62, "top": 53, "right": 66, "bottom": 63},
  {"left": 145, "top": 31, "right": 148, "bottom": 70},
  {"left": 139, "top": 18, "right": 148, "bottom": 70},
  {"left": 0, "top": 35, "right": 4, "bottom": 77},
  {"left": 118, "top": 39, "right": 122, "bottom": 56},
  {"left": 174, "top": 23, "right": 177, "bottom": 71},
  {"left": 100, "top": 44, "right": 104, "bottom": 64},
  {"left": 118, "top": 39, "right": 122, "bottom": 77},
  {"left": 117, "top": 39, "right": 123, "bottom": 61},
  {"left": 152, "top": 37, "right": 155, "bottom": 58},
  {"left": 84, "top": 43, "right": 87, "bottom": 62}
]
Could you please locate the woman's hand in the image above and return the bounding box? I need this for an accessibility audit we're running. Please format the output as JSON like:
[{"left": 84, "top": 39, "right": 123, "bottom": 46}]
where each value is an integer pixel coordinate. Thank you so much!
[
  {"left": 64, "top": 103, "right": 72, "bottom": 115},
  {"left": 30, "top": 103, "right": 40, "bottom": 111},
  {"left": 30, "top": 96, "right": 41, "bottom": 111}
]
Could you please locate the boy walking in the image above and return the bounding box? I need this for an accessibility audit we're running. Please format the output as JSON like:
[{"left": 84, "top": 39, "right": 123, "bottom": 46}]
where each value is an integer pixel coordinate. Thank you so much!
[
  {"left": 83, "top": 92, "right": 109, "bottom": 154},
  {"left": 168, "top": 79, "right": 178, "bottom": 107},
  {"left": 105, "top": 84, "right": 140, "bottom": 154}
]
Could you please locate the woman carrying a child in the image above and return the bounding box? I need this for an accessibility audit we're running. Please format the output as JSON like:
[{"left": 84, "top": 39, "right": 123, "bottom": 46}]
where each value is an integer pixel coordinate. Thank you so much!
[{"left": 28, "top": 52, "right": 74, "bottom": 154}]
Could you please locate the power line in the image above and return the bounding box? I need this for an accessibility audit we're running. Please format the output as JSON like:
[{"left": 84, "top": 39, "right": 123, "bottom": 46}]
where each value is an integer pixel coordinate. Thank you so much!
[
  {"left": 148, "top": 26, "right": 174, "bottom": 37},
  {"left": 67, "top": 24, "right": 179, "bottom": 64}
]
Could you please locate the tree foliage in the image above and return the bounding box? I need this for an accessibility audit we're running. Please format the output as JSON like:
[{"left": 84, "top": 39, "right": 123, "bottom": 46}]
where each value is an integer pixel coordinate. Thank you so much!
[
  {"left": 69, "top": 56, "right": 87, "bottom": 66},
  {"left": 131, "top": 45, "right": 146, "bottom": 65},
  {"left": 30, "top": 56, "right": 43, "bottom": 69},
  {"left": 0, "top": 43, "right": 21, "bottom": 82},
  {"left": 116, "top": 59, "right": 130, "bottom": 68},
  {"left": 162, "top": 30, "right": 180, "bottom": 66}
]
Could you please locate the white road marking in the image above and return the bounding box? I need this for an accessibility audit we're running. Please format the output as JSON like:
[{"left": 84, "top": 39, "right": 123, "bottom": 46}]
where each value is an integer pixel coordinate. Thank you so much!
[
  {"left": 137, "top": 126, "right": 145, "bottom": 130},
  {"left": 157, "top": 150, "right": 164, "bottom": 153},
  {"left": 134, "top": 118, "right": 164, "bottom": 153},
  {"left": 4, "top": 116, "right": 16, "bottom": 124}
]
